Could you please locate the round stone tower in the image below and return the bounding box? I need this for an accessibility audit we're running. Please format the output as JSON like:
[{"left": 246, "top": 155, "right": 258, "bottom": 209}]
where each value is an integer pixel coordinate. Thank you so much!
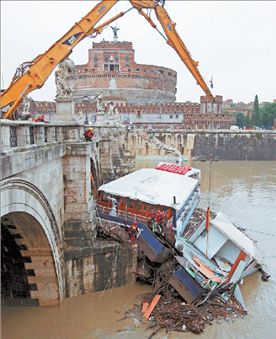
[{"left": 70, "top": 40, "right": 177, "bottom": 104}]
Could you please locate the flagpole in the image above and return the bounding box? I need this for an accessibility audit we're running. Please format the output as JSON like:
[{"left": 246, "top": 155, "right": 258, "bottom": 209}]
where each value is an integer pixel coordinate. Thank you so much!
[{"left": 206, "top": 159, "right": 212, "bottom": 257}]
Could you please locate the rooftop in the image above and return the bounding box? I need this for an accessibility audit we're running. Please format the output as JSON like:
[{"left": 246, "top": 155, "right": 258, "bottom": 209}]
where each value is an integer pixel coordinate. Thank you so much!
[{"left": 99, "top": 168, "right": 199, "bottom": 210}]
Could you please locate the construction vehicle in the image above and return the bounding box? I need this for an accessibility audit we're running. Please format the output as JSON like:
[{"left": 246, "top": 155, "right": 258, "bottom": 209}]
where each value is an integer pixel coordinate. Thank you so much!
[{"left": 0, "top": 0, "right": 214, "bottom": 120}]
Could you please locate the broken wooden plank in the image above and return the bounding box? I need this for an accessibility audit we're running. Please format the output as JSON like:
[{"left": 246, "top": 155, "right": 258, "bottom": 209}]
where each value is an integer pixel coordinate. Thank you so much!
[
  {"left": 143, "top": 294, "right": 161, "bottom": 320},
  {"left": 142, "top": 302, "right": 149, "bottom": 314}
]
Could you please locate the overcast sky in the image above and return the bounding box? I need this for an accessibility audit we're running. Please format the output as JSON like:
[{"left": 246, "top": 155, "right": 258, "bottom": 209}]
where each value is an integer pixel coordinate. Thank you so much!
[{"left": 1, "top": 1, "right": 276, "bottom": 104}]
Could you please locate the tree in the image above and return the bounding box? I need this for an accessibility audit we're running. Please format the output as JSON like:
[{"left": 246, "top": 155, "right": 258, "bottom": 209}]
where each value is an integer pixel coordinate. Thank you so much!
[
  {"left": 258, "top": 103, "right": 276, "bottom": 129},
  {"left": 236, "top": 112, "right": 246, "bottom": 128},
  {"left": 254, "top": 95, "right": 259, "bottom": 113},
  {"left": 244, "top": 116, "right": 251, "bottom": 128},
  {"left": 253, "top": 94, "right": 260, "bottom": 126}
]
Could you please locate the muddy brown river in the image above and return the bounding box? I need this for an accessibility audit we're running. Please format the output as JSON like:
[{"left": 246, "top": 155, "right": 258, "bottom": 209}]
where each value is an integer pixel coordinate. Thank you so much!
[{"left": 2, "top": 161, "right": 276, "bottom": 339}]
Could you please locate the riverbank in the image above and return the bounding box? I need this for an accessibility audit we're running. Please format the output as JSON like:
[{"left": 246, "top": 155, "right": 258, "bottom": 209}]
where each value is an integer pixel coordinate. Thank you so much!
[{"left": 2, "top": 161, "right": 276, "bottom": 339}]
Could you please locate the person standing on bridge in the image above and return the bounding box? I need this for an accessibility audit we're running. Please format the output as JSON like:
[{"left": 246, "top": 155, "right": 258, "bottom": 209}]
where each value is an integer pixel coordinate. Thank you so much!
[
  {"left": 128, "top": 221, "right": 138, "bottom": 243},
  {"left": 84, "top": 128, "right": 94, "bottom": 141}
]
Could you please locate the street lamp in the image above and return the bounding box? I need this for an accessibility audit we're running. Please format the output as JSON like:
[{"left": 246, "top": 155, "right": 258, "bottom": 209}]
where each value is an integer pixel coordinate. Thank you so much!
[
  {"left": 76, "top": 95, "right": 94, "bottom": 125},
  {"left": 82, "top": 96, "right": 89, "bottom": 124},
  {"left": 84, "top": 111, "right": 89, "bottom": 125}
]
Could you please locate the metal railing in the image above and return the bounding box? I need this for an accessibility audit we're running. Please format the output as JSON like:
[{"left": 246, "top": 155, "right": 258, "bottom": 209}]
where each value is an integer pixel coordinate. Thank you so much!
[{"left": 96, "top": 203, "right": 173, "bottom": 230}]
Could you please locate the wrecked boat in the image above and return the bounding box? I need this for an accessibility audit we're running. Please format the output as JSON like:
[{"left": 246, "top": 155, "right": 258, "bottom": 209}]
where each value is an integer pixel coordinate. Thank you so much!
[
  {"left": 96, "top": 162, "right": 269, "bottom": 312},
  {"left": 97, "top": 163, "right": 200, "bottom": 237}
]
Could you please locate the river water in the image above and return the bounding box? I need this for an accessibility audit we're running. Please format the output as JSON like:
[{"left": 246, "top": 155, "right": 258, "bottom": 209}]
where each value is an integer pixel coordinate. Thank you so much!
[{"left": 2, "top": 160, "right": 276, "bottom": 339}]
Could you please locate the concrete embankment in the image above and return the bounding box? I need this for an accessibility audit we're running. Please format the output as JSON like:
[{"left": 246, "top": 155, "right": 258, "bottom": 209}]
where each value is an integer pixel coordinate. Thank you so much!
[
  {"left": 122, "top": 130, "right": 276, "bottom": 162},
  {"left": 191, "top": 131, "right": 276, "bottom": 160}
]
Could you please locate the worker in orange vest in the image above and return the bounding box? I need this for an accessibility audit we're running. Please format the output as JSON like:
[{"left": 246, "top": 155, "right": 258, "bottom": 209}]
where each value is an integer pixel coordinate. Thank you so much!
[
  {"left": 129, "top": 221, "right": 138, "bottom": 243},
  {"left": 84, "top": 128, "right": 94, "bottom": 141}
]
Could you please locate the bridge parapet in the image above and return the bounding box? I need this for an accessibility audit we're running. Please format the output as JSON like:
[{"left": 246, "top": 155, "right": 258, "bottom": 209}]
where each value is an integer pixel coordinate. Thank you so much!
[
  {"left": 0, "top": 120, "right": 128, "bottom": 152},
  {"left": 1, "top": 120, "right": 87, "bottom": 152}
]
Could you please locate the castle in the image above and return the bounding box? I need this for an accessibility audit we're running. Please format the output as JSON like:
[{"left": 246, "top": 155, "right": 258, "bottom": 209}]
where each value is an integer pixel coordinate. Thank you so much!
[{"left": 18, "top": 38, "right": 235, "bottom": 129}]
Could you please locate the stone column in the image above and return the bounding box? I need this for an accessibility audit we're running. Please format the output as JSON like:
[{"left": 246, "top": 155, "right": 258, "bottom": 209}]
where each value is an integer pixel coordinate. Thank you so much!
[
  {"left": 186, "top": 133, "right": 195, "bottom": 166},
  {"left": 63, "top": 143, "right": 97, "bottom": 248},
  {"left": 53, "top": 97, "right": 77, "bottom": 123}
]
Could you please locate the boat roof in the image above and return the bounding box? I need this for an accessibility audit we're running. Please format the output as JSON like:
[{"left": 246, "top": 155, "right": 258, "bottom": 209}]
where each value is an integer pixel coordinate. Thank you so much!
[
  {"left": 99, "top": 168, "right": 199, "bottom": 210},
  {"left": 212, "top": 212, "right": 264, "bottom": 263}
]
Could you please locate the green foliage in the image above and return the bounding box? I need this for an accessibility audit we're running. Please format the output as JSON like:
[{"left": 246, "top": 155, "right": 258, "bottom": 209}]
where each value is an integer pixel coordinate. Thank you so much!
[
  {"left": 253, "top": 95, "right": 260, "bottom": 126},
  {"left": 254, "top": 95, "right": 259, "bottom": 113},
  {"left": 231, "top": 99, "right": 275, "bottom": 129},
  {"left": 236, "top": 112, "right": 246, "bottom": 128},
  {"left": 258, "top": 103, "right": 276, "bottom": 129},
  {"left": 244, "top": 116, "right": 252, "bottom": 128},
  {"left": 234, "top": 112, "right": 252, "bottom": 129}
]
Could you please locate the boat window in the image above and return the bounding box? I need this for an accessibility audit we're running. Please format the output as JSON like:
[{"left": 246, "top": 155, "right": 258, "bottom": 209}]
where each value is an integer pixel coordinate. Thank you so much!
[{"left": 201, "top": 229, "right": 207, "bottom": 237}]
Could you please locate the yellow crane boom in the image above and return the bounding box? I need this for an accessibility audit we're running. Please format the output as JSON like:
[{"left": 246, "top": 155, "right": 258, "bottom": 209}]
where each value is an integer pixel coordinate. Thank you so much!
[{"left": 1, "top": 0, "right": 214, "bottom": 119}]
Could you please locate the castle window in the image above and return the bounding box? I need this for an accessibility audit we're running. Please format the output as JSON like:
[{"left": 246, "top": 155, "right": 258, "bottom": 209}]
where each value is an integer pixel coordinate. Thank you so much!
[
  {"left": 125, "top": 54, "right": 129, "bottom": 66},
  {"left": 104, "top": 64, "right": 108, "bottom": 71},
  {"left": 109, "top": 64, "right": 119, "bottom": 71},
  {"left": 94, "top": 55, "right": 98, "bottom": 67}
]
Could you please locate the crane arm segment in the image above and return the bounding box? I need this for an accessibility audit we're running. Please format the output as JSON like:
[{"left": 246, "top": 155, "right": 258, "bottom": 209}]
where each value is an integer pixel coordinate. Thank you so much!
[
  {"left": 1, "top": 0, "right": 118, "bottom": 119},
  {"left": 130, "top": 0, "right": 214, "bottom": 100}
]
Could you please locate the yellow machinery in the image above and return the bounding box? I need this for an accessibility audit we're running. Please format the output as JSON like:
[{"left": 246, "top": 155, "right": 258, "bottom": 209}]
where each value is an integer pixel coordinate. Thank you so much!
[{"left": 0, "top": 0, "right": 214, "bottom": 119}]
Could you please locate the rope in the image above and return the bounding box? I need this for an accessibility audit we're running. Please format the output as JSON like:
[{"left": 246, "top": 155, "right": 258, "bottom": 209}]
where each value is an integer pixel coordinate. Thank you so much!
[{"left": 240, "top": 227, "right": 275, "bottom": 238}]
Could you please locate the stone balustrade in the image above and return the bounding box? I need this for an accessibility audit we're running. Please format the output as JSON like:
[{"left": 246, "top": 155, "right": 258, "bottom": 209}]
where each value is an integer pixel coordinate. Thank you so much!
[
  {"left": 0, "top": 120, "right": 127, "bottom": 153},
  {"left": 0, "top": 120, "right": 87, "bottom": 152}
]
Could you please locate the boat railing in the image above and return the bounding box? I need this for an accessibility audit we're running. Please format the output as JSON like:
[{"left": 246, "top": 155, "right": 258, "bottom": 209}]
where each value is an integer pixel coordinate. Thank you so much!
[{"left": 96, "top": 203, "right": 174, "bottom": 230}]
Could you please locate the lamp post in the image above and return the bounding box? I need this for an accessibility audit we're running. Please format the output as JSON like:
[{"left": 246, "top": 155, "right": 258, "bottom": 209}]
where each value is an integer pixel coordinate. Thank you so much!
[
  {"left": 82, "top": 96, "right": 89, "bottom": 124},
  {"left": 76, "top": 95, "right": 94, "bottom": 125},
  {"left": 84, "top": 110, "right": 89, "bottom": 125}
]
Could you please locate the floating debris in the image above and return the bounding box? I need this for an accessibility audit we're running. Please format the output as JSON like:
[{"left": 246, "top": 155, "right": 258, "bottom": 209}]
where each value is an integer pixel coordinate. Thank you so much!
[{"left": 96, "top": 163, "right": 270, "bottom": 336}]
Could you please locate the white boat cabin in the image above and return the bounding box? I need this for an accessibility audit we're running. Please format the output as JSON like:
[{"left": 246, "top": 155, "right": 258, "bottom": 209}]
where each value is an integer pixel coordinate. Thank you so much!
[{"left": 97, "top": 163, "right": 200, "bottom": 240}]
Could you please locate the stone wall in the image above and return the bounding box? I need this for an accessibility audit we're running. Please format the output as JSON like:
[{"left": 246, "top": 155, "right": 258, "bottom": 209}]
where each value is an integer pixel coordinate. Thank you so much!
[
  {"left": 192, "top": 131, "right": 276, "bottom": 160},
  {"left": 64, "top": 242, "right": 137, "bottom": 297},
  {"left": 121, "top": 130, "right": 276, "bottom": 161}
]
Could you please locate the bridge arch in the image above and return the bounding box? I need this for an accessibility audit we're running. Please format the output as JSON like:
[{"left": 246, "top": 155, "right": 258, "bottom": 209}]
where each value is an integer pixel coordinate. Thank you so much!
[{"left": 1, "top": 178, "right": 64, "bottom": 306}]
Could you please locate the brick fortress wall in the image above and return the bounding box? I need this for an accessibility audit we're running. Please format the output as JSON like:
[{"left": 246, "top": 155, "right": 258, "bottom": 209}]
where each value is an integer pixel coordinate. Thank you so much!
[
  {"left": 19, "top": 100, "right": 235, "bottom": 130},
  {"left": 69, "top": 41, "right": 177, "bottom": 104}
]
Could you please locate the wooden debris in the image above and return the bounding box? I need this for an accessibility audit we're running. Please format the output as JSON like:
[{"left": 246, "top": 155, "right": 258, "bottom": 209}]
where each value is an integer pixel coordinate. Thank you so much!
[
  {"left": 142, "top": 302, "right": 149, "bottom": 314},
  {"left": 143, "top": 294, "right": 161, "bottom": 320}
]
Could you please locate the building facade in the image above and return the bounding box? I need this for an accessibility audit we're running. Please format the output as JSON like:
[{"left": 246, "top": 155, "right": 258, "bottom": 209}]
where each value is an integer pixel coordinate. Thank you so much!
[{"left": 70, "top": 40, "right": 177, "bottom": 104}]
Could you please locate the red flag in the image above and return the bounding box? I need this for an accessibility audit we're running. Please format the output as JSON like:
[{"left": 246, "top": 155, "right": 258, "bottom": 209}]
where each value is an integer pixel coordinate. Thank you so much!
[{"left": 205, "top": 207, "right": 210, "bottom": 232}]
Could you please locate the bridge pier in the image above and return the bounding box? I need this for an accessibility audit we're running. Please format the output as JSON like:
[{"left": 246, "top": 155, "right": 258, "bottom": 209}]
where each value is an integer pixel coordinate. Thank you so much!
[{"left": 63, "top": 143, "right": 97, "bottom": 248}]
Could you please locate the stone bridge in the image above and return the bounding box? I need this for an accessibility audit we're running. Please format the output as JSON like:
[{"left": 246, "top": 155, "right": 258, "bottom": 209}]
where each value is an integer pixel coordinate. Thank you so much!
[
  {"left": 0, "top": 121, "right": 135, "bottom": 307},
  {"left": 1, "top": 121, "right": 275, "bottom": 306}
]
